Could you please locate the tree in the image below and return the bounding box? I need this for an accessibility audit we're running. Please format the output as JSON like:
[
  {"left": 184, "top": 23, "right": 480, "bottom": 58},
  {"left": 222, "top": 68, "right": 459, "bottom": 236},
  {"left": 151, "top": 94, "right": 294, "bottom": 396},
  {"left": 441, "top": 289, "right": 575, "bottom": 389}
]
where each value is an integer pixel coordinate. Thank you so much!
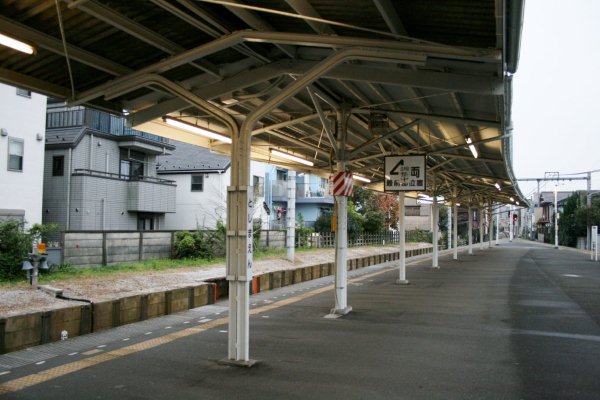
[
  {"left": 351, "top": 187, "right": 398, "bottom": 232},
  {"left": 559, "top": 193, "right": 584, "bottom": 247}
]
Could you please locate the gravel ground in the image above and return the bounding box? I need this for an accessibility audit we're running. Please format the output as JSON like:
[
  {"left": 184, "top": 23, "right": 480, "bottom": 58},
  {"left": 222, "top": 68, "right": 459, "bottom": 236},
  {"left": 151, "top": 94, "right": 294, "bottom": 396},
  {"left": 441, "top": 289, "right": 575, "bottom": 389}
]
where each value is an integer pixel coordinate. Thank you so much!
[{"left": 0, "top": 244, "right": 428, "bottom": 318}]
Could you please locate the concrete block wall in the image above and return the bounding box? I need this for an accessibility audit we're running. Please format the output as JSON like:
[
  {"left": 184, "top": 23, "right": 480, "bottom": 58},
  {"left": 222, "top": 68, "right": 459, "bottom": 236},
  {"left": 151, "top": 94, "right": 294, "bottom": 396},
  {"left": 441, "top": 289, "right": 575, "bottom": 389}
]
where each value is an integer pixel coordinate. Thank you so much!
[
  {"left": 63, "top": 232, "right": 103, "bottom": 266},
  {"left": 142, "top": 232, "right": 172, "bottom": 260},
  {"left": 1, "top": 246, "right": 435, "bottom": 354},
  {"left": 106, "top": 232, "right": 140, "bottom": 264},
  {"left": 258, "top": 230, "right": 285, "bottom": 249},
  {"left": 63, "top": 231, "right": 174, "bottom": 266}
]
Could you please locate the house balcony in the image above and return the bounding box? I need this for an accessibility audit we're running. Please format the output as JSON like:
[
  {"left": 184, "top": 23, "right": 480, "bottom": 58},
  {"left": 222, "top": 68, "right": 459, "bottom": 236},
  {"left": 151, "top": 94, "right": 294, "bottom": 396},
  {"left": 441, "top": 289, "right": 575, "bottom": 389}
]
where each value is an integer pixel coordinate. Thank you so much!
[
  {"left": 271, "top": 181, "right": 333, "bottom": 204},
  {"left": 46, "top": 107, "right": 170, "bottom": 146},
  {"left": 71, "top": 169, "right": 176, "bottom": 213}
]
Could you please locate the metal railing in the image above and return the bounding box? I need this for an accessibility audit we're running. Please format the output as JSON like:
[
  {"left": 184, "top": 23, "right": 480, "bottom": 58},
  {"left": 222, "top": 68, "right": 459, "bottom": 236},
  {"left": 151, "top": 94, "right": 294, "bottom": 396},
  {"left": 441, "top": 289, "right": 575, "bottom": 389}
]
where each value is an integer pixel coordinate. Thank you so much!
[
  {"left": 271, "top": 181, "right": 331, "bottom": 199},
  {"left": 73, "top": 169, "right": 175, "bottom": 185},
  {"left": 46, "top": 108, "right": 169, "bottom": 144}
]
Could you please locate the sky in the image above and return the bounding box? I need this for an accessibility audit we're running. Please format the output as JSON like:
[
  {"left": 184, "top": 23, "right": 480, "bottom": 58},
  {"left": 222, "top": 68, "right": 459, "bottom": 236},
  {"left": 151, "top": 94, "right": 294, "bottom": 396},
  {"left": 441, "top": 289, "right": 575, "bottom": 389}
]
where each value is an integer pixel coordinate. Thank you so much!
[{"left": 512, "top": 0, "right": 600, "bottom": 199}]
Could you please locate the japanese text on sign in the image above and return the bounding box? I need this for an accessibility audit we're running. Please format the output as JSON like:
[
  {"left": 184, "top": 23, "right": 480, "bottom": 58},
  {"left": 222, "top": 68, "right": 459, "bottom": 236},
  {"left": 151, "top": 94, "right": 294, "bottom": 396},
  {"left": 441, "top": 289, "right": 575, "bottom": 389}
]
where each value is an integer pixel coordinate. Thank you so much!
[
  {"left": 247, "top": 198, "right": 253, "bottom": 270},
  {"left": 384, "top": 155, "right": 426, "bottom": 192}
]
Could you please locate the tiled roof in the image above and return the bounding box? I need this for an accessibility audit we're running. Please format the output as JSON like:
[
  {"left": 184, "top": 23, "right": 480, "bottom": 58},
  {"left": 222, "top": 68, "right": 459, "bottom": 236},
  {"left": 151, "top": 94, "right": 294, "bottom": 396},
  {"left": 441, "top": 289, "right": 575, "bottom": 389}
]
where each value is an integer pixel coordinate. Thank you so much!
[
  {"left": 45, "top": 127, "right": 86, "bottom": 147},
  {"left": 156, "top": 140, "right": 230, "bottom": 173}
]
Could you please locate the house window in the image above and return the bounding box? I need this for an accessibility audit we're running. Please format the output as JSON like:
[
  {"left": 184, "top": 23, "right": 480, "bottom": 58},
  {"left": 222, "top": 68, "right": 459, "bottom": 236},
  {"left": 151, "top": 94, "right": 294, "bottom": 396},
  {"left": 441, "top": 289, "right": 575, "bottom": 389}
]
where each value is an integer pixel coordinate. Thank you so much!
[
  {"left": 52, "top": 155, "right": 64, "bottom": 176},
  {"left": 16, "top": 88, "right": 31, "bottom": 98},
  {"left": 7, "top": 138, "right": 24, "bottom": 172},
  {"left": 253, "top": 175, "right": 264, "bottom": 197},
  {"left": 405, "top": 206, "right": 421, "bottom": 216},
  {"left": 137, "top": 213, "right": 157, "bottom": 231},
  {"left": 276, "top": 169, "right": 287, "bottom": 181},
  {"left": 120, "top": 149, "right": 145, "bottom": 178},
  {"left": 191, "top": 174, "right": 204, "bottom": 191}
]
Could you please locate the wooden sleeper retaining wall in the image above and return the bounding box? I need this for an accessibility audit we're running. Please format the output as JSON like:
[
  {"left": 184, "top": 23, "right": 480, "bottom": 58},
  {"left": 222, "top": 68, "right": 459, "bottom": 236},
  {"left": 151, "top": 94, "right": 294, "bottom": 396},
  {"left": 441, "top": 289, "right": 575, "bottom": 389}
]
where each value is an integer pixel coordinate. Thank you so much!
[{"left": 0, "top": 246, "right": 433, "bottom": 354}]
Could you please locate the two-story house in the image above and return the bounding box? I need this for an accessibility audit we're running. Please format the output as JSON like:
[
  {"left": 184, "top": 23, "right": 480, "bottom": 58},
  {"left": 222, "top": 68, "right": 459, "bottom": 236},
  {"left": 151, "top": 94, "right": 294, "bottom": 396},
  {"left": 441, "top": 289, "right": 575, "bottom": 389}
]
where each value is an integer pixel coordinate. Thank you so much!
[
  {"left": 0, "top": 83, "right": 46, "bottom": 226},
  {"left": 265, "top": 165, "right": 334, "bottom": 230},
  {"left": 42, "top": 103, "right": 176, "bottom": 231},
  {"left": 156, "top": 139, "right": 269, "bottom": 230}
]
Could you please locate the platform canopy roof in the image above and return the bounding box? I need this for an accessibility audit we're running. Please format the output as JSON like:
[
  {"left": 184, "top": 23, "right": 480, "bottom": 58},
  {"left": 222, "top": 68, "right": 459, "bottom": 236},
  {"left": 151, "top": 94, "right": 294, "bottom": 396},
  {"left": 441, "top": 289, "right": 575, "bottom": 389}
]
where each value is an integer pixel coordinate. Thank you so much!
[{"left": 0, "top": 0, "right": 526, "bottom": 204}]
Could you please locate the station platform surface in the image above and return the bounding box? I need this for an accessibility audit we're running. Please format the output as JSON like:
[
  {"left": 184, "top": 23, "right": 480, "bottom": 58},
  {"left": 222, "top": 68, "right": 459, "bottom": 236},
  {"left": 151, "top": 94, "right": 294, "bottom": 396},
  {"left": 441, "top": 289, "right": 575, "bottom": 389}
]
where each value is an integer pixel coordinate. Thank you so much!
[{"left": 1, "top": 239, "right": 599, "bottom": 399}]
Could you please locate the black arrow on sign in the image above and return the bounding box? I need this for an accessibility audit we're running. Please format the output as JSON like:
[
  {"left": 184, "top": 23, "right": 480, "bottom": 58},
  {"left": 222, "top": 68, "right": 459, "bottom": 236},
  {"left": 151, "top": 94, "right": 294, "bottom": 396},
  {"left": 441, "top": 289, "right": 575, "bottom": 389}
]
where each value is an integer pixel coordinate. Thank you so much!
[{"left": 390, "top": 159, "right": 404, "bottom": 175}]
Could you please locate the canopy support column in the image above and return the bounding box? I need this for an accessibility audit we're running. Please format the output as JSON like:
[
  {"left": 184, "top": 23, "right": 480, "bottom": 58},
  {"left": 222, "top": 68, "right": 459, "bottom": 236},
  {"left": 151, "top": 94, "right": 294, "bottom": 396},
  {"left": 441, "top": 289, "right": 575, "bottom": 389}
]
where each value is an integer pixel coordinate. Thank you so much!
[
  {"left": 479, "top": 204, "right": 484, "bottom": 250},
  {"left": 488, "top": 201, "right": 493, "bottom": 248},
  {"left": 396, "top": 192, "right": 409, "bottom": 284},
  {"left": 496, "top": 203, "right": 500, "bottom": 245},
  {"left": 452, "top": 197, "right": 458, "bottom": 260},
  {"left": 287, "top": 170, "right": 296, "bottom": 261},
  {"left": 332, "top": 107, "right": 352, "bottom": 315},
  {"left": 432, "top": 175, "right": 439, "bottom": 269},
  {"left": 468, "top": 204, "right": 473, "bottom": 255}
]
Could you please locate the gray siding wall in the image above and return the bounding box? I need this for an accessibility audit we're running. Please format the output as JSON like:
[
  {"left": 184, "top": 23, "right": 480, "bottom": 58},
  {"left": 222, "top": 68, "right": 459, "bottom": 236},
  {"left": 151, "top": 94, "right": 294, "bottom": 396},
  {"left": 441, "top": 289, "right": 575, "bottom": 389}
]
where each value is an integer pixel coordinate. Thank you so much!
[
  {"left": 42, "top": 148, "right": 70, "bottom": 230},
  {"left": 91, "top": 136, "right": 120, "bottom": 174},
  {"left": 127, "top": 181, "right": 176, "bottom": 213},
  {"left": 69, "top": 175, "right": 137, "bottom": 230},
  {"left": 72, "top": 135, "right": 90, "bottom": 170}
]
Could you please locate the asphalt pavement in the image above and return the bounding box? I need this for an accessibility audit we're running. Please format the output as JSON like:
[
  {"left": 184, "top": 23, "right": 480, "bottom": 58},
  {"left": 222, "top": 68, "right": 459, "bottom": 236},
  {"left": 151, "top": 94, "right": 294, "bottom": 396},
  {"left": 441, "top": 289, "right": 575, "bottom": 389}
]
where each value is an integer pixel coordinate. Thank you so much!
[{"left": 1, "top": 239, "right": 599, "bottom": 399}]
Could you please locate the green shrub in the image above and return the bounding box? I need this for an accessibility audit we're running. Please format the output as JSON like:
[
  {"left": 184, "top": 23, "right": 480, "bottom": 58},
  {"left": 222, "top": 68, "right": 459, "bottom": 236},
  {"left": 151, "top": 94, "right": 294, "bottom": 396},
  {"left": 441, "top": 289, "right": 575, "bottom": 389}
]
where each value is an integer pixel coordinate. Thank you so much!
[
  {"left": 173, "top": 231, "right": 196, "bottom": 259},
  {"left": 0, "top": 220, "right": 32, "bottom": 280},
  {"left": 295, "top": 213, "right": 313, "bottom": 248},
  {"left": 173, "top": 220, "right": 227, "bottom": 260}
]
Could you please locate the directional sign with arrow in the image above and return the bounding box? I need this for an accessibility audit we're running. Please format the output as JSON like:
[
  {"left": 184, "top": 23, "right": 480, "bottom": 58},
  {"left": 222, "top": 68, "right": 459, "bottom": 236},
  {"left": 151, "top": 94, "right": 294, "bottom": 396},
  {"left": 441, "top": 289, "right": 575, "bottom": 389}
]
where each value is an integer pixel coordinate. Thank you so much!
[{"left": 384, "top": 155, "right": 426, "bottom": 192}]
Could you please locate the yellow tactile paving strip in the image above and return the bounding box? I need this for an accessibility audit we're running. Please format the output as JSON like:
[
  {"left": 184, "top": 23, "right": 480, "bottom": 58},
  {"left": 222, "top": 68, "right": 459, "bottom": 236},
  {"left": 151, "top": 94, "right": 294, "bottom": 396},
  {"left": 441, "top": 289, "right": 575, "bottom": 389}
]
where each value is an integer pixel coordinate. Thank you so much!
[{"left": 0, "top": 264, "right": 396, "bottom": 396}]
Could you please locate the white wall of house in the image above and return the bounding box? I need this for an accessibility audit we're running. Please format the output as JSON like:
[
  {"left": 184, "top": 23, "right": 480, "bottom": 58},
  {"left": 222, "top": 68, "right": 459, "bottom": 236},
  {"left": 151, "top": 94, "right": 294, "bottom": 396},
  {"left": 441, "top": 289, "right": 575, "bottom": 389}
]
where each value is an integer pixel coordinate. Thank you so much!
[
  {"left": 162, "top": 169, "right": 230, "bottom": 230},
  {"left": 0, "top": 84, "right": 46, "bottom": 227},
  {"left": 161, "top": 161, "right": 268, "bottom": 230}
]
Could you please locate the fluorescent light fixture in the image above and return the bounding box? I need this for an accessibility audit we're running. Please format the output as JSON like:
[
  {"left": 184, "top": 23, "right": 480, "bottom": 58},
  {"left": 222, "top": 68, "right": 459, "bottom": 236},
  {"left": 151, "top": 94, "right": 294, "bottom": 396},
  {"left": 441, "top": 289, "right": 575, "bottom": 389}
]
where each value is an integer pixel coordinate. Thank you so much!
[
  {"left": 163, "top": 116, "right": 232, "bottom": 144},
  {"left": 516, "top": 201, "right": 520, "bottom": 206},
  {"left": 510, "top": 197, "right": 515, "bottom": 202},
  {"left": 353, "top": 174, "right": 371, "bottom": 183},
  {"left": 465, "top": 136, "right": 478, "bottom": 159},
  {"left": 270, "top": 149, "right": 314, "bottom": 166},
  {"left": 494, "top": 182, "right": 501, "bottom": 191},
  {"left": 0, "top": 33, "right": 35, "bottom": 55}
]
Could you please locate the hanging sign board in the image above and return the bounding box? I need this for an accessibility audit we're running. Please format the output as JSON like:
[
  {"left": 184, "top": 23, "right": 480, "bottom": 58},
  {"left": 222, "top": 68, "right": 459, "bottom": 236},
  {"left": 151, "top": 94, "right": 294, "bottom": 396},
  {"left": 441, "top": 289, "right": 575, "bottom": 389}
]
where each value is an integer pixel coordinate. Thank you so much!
[{"left": 384, "top": 155, "right": 426, "bottom": 192}]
